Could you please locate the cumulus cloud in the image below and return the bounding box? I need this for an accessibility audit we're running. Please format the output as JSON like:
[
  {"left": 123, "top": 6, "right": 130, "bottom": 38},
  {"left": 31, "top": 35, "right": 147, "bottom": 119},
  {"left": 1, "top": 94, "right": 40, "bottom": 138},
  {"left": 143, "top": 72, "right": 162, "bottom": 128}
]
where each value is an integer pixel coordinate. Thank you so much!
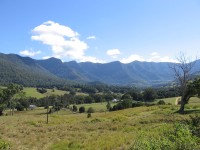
[
  {"left": 107, "top": 49, "right": 121, "bottom": 59},
  {"left": 87, "top": 36, "right": 96, "bottom": 39},
  {"left": 80, "top": 56, "right": 105, "bottom": 63},
  {"left": 20, "top": 49, "right": 41, "bottom": 57},
  {"left": 42, "top": 56, "right": 51, "bottom": 60},
  {"left": 31, "top": 21, "right": 103, "bottom": 63},
  {"left": 148, "top": 52, "right": 177, "bottom": 62},
  {"left": 120, "top": 54, "right": 145, "bottom": 63}
]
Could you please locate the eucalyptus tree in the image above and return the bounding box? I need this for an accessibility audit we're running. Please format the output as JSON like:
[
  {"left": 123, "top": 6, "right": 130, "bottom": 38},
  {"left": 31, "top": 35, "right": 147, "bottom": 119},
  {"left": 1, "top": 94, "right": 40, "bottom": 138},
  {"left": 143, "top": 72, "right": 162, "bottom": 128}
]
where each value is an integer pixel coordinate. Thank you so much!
[{"left": 170, "top": 53, "right": 198, "bottom": 113}]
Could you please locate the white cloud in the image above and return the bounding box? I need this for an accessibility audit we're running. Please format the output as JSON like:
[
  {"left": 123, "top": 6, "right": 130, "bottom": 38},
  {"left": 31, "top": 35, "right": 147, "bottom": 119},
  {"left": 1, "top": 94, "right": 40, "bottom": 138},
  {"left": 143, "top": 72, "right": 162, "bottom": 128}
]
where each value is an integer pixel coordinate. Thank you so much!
[
  {"left": 120, "top": 54, "right": 145, "bottom": 63},
  {"left": 80, "top": 56, "right": 105, "bottom": 63},
  {"left": 20, "top": 49, "right": 41, "bottom": 57},
  {"left": 31, "top": 21, "right": 102, "bottom": 63},
  {"left": 42, "top": 56, "right": 51, "bottom": 59},
  {"left": 87, "top": 36, "right": 96, "bottom": 39},
  {"left": 106, "top": 49, "right": 121, "bottom": 58},
  {"left": 148, "top": 52, "right": 177, "bottom": 62}
]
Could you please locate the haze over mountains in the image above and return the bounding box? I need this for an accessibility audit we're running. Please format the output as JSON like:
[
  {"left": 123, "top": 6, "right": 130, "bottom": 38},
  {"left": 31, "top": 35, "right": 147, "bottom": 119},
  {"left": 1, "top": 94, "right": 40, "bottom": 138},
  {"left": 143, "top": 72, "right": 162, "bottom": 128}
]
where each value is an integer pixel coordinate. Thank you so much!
[{"left": 0, "top": 53, "right": 200, "bottom": 87}]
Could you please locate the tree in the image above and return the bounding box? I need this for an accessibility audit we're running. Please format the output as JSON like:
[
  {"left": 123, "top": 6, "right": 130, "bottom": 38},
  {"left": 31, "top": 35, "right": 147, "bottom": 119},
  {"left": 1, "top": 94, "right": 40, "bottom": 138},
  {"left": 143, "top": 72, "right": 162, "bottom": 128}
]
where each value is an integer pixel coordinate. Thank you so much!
[
  {"left": 106, "top": 101, "right": 111, "bottom": 110},
  {"left": 87, "top": 107, "right": 95, "bottom": 113},
  {"left": 170, "top": 53, "right": 197, "bottom": 113},
  {"left": 121, "top": 93, "right": 132, "bottom": 100},
  {"left": 79, "top": 106, "right": 85, "bottom": 113},
  {"left": 1, "top": 84, "right": 23, "bottom": 115},
  {"left": 143, "top": 88, "right": 157, "bottom": 102},
  {"left": 72, "top": 105, "right": 77, "bottom": 112}
]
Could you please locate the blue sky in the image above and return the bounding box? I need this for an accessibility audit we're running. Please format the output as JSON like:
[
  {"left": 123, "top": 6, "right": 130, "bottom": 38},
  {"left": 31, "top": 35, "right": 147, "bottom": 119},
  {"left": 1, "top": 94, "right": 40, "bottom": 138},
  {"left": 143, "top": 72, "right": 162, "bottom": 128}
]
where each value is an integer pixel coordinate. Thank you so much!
[{"left": 0, "top": 0, "right": 200, "bottom": 63}]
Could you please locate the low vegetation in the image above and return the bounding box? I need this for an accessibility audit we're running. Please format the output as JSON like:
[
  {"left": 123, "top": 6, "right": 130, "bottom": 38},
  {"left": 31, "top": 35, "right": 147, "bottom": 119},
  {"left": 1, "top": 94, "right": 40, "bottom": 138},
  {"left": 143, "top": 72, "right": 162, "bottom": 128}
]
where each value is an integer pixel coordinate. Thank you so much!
[
  {"left": 0, "top": 98, "right": 199, "bottom": 149},
  {"left": 0, "top": 81, "right": 200, "bottom": 149}
]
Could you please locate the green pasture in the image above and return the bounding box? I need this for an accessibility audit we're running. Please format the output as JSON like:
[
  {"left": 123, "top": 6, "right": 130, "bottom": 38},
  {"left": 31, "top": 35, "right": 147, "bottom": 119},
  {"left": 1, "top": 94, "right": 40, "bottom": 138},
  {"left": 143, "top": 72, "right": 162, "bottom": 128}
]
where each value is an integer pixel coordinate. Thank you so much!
[
  {"left": 22, "top": 87, "right": 67, "bottom": 98},
  {"left": 0, "top": 98, "right": 200, "bottom": 150}
]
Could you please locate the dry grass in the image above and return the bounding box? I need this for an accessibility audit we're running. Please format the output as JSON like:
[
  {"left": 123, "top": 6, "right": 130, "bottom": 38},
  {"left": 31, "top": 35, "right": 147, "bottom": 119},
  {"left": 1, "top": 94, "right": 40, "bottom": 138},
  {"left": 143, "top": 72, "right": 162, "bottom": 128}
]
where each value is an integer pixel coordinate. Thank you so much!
[{"left": 0, "top": 100, "right": 200, "bottom": 150}]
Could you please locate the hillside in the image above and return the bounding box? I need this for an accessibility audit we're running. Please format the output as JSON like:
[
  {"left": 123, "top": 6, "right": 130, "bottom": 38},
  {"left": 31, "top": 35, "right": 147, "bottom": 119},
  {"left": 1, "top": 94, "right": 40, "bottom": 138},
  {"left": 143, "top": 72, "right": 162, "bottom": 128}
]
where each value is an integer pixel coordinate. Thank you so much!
[
  {"left": 0, "top": 53, "right": 67, "bottom": 87},
  {"left": 1, "top": 53, "right": 200, "bottom": 86},
  {"left": 38, "top": 58, "right": 176, "bottom": 86}
]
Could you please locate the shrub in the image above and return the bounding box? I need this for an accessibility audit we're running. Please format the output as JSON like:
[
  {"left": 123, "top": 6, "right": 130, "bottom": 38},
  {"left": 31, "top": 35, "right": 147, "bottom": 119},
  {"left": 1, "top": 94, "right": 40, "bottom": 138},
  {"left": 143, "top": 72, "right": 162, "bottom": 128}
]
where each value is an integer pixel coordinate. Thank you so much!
[
  {"left": 132, "top": 102, "right": 145, "bottom": 107},
  {"left": 106, "top": 101, "right": 111, "bottom": 110},
  {"left": 0, "top": 104, "right": 6, "bottom": 116},
  {"left": 72, "top": 105, "right": 78, "bottom": 112},
  {"left": 184, "top": 114, "right": 200, "bottom": 138},
  {"left": 130, "top": 123, "right": 198, "bottom": 150},
  {"left": 87, "top": 107, "right": 95, "bottom": 113},
  {"left": 157, "top": 100, "right": 166, "bottom": 105},
  {"left": 79, "top": 106, "right": 85, "bottom": 113},
  {"left": 87, "top": 113, "right": 91, "bottom": 118},
  {"left": 36, "top": 88, "right": 47, "bottom": 94},
  {"left": 16, "top": 103, "right": 24, "bottom": 111}
]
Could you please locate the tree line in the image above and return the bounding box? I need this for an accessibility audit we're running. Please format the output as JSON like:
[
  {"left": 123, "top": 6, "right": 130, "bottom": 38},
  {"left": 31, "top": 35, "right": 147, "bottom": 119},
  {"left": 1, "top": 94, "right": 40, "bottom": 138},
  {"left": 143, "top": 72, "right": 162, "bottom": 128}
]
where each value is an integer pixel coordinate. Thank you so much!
[{"left": 0, "top": 83, "right": 183, "bottom": 116}]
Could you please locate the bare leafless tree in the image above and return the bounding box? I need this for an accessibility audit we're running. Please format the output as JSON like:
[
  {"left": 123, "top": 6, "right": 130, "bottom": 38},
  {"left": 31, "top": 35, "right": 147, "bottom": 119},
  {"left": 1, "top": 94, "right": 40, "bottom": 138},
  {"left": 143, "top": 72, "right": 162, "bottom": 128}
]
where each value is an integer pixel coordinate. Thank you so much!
[{"left": 170, "top": 53, "right": 196, "bottom": 113}]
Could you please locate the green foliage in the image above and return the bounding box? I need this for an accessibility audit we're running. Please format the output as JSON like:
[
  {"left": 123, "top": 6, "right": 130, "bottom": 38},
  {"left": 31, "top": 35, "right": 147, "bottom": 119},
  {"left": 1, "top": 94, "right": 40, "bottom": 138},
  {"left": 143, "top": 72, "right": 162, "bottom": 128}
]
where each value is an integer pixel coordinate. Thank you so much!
[
  {"left": 143, "top": 88, "right": 157, "bottom": 101},
  {"left": 106, "top": 101, "right": 111, "bottom": 110},
  {"left": 184, "top": 114, "right": 200, "bottom": 138},
  {"left": 87, "top": 113, "right": 91, "bottom": 118},
  {"left": 112, "top": 99, "right": 133, "bottom": 111},
  {"left": 0, "top": 53, "right": 66, "bottom": 87},
  {"left": 0, "top": 139, "right": 10, "bottom": 150},
  {"left": 157, "top": 100, "right": 166, "bottom": 105},
  {"left": 15, "top": 102, "right": 24, "bottom": 111},
  {"left": 0, "top": 104, "right": 6, "bottom": 116},
  {"left": 156, "top": 87, "right": 181, "bottom": 99},
  {"left": 131, "top": 123, "right": 198, "bottom": 150},
  {"left": 36, "top": 88, "right": 47, "bottom": 94},
  {"left": 132, "top": 102, "right": 145, "bottom": 107},
  {"left": 121, "top": 93, "right": 132, "bottom": 100},
  {"left": 0, "top": 84, "right": 23, "bottom": 115},
  {"left": 79, "top": 106, "right": 85, "bottom": 113},
  {"left": 87, "top": 107, "right": 95, "bottom": 113},
  {"left": 72, "top": 105, "right": 77, "bottom": 112}
]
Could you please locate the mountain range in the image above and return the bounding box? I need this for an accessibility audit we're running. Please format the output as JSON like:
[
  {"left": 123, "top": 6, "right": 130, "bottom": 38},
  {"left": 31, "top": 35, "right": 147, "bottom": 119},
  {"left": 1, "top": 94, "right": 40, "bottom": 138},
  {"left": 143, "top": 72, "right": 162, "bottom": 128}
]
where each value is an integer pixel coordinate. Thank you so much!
[{"left": 0, "top": 53, "right": 200, "bottom": 87}]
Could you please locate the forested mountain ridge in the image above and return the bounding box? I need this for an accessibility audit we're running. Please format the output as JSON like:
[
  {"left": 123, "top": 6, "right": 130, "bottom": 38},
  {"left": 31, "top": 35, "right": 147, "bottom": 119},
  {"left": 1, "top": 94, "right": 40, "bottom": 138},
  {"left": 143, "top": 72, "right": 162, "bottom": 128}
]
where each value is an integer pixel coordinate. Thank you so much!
[
  {"left": 1, "top": 53, "right": 200, "bottom": 86},
  {"left": 0, "top": 53, "right": 67, "bottom": 86}
]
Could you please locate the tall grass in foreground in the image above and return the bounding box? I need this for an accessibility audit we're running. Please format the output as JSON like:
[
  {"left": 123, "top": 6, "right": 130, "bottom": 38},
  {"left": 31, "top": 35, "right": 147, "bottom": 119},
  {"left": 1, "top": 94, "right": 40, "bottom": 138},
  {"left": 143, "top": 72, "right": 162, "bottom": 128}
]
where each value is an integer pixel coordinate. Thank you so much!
[{"left": 0, "top": 101, "right": 199, "bottom": 150}]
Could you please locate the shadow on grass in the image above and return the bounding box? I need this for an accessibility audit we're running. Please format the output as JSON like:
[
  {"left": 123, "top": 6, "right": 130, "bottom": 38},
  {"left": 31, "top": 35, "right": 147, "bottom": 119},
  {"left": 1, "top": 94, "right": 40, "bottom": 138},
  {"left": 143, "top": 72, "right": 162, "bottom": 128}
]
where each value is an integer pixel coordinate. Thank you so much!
[{"left": 174, "top": 109, "right": 200, "bottom": 114}]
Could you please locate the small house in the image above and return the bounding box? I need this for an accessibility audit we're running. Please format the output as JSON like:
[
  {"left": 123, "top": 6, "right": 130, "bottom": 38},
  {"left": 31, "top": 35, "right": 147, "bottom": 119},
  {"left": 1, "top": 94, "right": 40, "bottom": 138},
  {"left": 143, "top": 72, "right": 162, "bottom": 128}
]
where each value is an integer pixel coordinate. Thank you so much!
[
  {"left": 112, "top": 99, "right": 119, "bottom": 103},
  {"left": 29, "top": 105, "right": 37, "bottom": 110}
]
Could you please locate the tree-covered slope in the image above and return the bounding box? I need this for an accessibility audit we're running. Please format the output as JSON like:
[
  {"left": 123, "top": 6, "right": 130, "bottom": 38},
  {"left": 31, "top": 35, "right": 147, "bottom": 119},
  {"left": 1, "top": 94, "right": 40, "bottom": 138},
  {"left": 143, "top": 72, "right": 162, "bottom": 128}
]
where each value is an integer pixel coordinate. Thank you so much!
[
  {"left": 1, "top": 53, "right": 200, "bottom": 86},
  {"left": 0, "top": 53, "right": 67, "bottom": 86}
]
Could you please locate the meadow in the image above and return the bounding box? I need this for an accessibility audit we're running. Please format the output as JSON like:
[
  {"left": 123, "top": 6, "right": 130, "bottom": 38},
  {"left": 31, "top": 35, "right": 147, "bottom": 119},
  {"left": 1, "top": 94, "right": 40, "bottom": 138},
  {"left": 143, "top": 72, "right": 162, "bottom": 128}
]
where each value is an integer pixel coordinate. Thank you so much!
[
  {"left": 22, "top": 87, "right": 68, "bottom": 99},
  {"left": 0, "top": 97, "right": 200, "bottom": 150}
]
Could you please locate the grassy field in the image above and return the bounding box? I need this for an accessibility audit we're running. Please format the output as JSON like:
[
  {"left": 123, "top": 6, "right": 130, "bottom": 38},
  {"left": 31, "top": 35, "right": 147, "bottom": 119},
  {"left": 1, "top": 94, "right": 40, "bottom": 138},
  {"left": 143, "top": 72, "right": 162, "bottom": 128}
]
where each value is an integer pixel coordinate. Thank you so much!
[
  {"left": 0, "top": 97, "right": 200, "bottom": 150},
  {"left": 156, "top": 97, "right": 178, "bottom": 105},
  {"left": 21, "top": 87, "right": 68, "bottom": 98}
]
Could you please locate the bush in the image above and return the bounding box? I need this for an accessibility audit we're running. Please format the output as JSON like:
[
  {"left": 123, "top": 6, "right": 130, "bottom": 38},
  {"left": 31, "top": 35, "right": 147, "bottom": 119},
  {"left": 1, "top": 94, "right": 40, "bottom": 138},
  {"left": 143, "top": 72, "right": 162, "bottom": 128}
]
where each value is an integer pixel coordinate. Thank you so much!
[
  {"left": 16, "top": 103, "right": 24, "bottom": 111},
  {"left": 184, "top": 114, "right": 200, "bottom": 138},
  {"left": 106, "top": 101, "right": 111, "bottom": 110},
  {"left": 79, "top": 106, "right": 85, "bottom": 113},
  {"left": 72, "top": 105, "right": 78, "bottom": 112},
  {"left": 132, "top": 102, "right": 145, "bottom": 107},
  {"left": 131, "top": 123, "right": 198, "bottom": 150},
  {"left": 87, "top": 113, "right": 91, "bottom": 118},
  {"left": 36, "top": 88, "right": 47, "bottom": 94},
  {"left": 0, "top": 104, "right": 6, "bottom": 116},
  {"left": 157, "top": 100, "right": 166, "bottom": 105},
  {"left": 87, "top": 107, "right": 95, "bottom": 113}
]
